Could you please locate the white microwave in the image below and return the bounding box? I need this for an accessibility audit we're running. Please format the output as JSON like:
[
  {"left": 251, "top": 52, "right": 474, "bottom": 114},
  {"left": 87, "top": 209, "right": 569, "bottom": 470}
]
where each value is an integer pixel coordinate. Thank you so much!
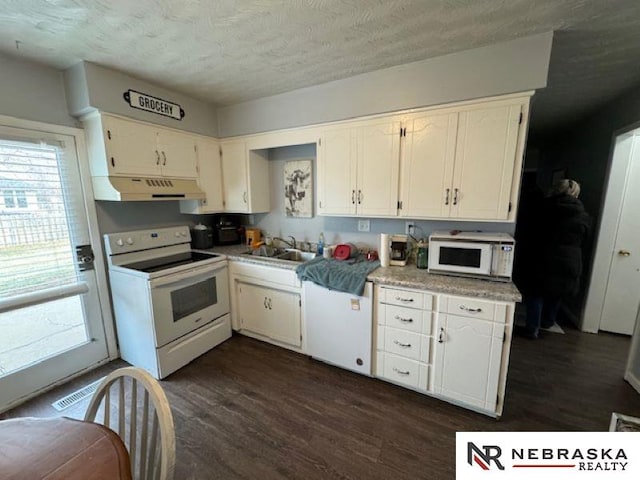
[{"left": 428, "top": 231, "right": 515, "bottom": 281}]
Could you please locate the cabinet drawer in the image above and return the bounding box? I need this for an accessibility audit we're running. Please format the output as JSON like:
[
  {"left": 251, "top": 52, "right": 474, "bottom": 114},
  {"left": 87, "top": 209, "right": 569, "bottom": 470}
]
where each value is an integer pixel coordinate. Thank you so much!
[
  {"left": 379, "top": 304, "right": 432, "bottom": 335},
  {"left": 441, "top": 295, "right": 498, "bottom": 322},
  {"left": 376, "top": 352, "right": 428, "bottom": 390},
  {"left": 379, "top": 327, "right": 430, "bottom": 363},
  {"left": 381, "top": 287, "right": 433, "bottom": 310}
]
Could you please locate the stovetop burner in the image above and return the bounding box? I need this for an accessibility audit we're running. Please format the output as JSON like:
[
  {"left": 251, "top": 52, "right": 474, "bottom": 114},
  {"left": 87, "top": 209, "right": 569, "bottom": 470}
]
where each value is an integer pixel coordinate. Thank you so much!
[{"left": 123, "top": 251, "right": 221, "bottom": 273}]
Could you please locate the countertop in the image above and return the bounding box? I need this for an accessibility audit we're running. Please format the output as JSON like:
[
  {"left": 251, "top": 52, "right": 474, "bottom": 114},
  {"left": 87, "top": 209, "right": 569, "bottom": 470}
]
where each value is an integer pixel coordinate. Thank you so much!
[{"left": 206, "top": 244, "right": 522, "bottom": 302}]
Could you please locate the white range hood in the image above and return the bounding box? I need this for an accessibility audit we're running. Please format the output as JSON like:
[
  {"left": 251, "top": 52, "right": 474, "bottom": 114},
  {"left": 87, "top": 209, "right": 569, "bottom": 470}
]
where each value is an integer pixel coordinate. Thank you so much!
[{"left": 92, "top": 176, "right": 205, "bottom": 201}]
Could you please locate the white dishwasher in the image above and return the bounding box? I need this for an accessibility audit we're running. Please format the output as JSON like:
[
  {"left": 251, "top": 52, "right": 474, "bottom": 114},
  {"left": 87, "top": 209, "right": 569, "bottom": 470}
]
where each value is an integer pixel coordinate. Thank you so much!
[{"left": 303, "top": 281, "right": 373, "bottom": 376}]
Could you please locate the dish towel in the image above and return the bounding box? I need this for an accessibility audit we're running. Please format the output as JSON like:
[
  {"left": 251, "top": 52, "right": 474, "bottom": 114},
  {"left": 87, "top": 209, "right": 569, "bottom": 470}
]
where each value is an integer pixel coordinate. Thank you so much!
[{"left": 295, "top": 256, "right": 380, "bottom": 296}]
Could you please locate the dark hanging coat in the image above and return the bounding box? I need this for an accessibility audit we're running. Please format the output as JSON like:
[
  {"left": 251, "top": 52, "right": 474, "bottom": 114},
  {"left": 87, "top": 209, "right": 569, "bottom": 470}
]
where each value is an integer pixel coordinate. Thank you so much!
[{"left": 537, "top": 194, "right": 591, "bottom": 297}]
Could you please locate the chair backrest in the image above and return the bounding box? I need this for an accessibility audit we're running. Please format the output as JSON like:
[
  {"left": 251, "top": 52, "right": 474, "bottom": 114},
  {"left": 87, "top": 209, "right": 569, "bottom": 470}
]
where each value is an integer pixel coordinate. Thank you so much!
[{"left": 84, "top": 367, "right": 176, "bottom": 480}]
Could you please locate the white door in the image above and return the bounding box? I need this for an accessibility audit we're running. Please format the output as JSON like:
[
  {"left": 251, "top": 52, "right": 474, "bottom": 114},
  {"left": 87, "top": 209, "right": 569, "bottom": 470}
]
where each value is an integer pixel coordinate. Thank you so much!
[
  {"left": 102, "top": 115, "right": 160, "bottom": 177},
  {"left": 317, "top": 127, "right": 357, "bottom": 215},
  {"left": 599, "top": 134, "right": 640, "bottom": 335},
  {"left": 625, "top": 306, "right": 640, "bottom": 394},
  {"left": 433, "top": 314, "right": 504, "bottom": 411},
  {"left": 220, "top": 141, "right": 249, "bottom": 212},
  {"left": 451, "top": 103, "right": 521, "bottom": 219},
  {"left": 400, "top": 113, "right": 458, "bottom": 218},
  {"left": 0, "top": 124, "right": 110, "bottom": 412},
  {"left": 356, "top": 120, "right": 401, "bottom": 216},
  {"left": 156, "top": 128, "right": 198, "bottom": 178}
]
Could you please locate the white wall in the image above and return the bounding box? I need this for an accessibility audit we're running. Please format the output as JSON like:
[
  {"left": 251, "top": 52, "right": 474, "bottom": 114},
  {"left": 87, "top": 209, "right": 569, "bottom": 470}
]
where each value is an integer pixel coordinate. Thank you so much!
[
  {"left": 217, "top": 32, "right": 552, "bottom": 137},
  {"left": 64, "top": 62, "right": 219, "bottom": 136},
  {"left": 253, "top": 144, "right": 515, "bottom": 253},
  {"left": 0, "top": 52, "right": 77, "bottom": 127}
]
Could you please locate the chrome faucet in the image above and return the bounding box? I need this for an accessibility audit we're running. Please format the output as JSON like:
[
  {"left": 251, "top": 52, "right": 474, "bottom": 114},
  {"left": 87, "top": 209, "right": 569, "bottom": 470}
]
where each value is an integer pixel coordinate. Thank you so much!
[{"left": 274, "top": 236, "right": 296, "bottom": 249}]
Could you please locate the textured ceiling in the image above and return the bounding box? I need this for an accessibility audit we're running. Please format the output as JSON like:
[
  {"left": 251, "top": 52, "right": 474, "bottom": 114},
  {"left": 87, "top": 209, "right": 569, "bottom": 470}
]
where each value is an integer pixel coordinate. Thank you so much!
[{"left": 1, "top": 0, "right": 640, "bottom": 134}]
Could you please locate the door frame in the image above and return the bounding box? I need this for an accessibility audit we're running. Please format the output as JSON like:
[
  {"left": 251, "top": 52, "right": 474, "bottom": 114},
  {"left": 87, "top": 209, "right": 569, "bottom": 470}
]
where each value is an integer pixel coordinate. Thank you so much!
[
  {"left": 583, "top": 122, "right": 640, "bottom": 333},
  {"left": 0, "top": 114, "right": 118, "bottom": 401}
]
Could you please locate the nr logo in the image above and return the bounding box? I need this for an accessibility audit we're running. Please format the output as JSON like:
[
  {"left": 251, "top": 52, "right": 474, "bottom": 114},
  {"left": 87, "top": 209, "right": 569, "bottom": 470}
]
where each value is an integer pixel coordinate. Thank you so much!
[{"left": 468, "top": 442, "right": 505, "bottom": 470}]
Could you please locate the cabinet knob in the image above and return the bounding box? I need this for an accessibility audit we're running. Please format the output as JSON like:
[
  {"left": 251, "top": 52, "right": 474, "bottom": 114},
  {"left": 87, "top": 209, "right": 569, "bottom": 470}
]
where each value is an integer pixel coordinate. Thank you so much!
[
  {"left": 358, "top": 190, "right": 363, "bottom": 204},
  {"left": 393, "top": 340, "right": 412, "bottom": 348},
  {"left": 352, "top": 190, "right": 356, "bottom": 205},
  {"left": 392, "top": 367, "right": 410, "bottom": 376},
  {"left": 459, "top": 305, "right": 482, "bottom": 313},
  {"left": 618, "top": 250, "right": 631, "bottom": 257},
  {"left": 438, "top": 327, "right": 445, "bottom": 343},
  {"left": 395, "top": 315, "right": 413, "bottom": 323},
  {"left": 453, "top": 188, "right": 459, "bottom": 205},
  {"left": 445, "top": 188, "right": 450, "bottom": 205},
  {"left": 155, "top": 150, "right": 160, "bottom": 165},
  {"left": 162, "top": 151, "right": 167, "bottom": 166},
  {"left": 395, "top": 296, "right": 414, "bottom": 303}
]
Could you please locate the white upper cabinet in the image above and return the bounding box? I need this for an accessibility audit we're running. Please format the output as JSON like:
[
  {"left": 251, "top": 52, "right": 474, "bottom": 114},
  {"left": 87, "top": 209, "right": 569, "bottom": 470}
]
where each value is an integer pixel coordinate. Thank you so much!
[
  {"left": 357, "top": 121, "right": 401, "bottom": 216},
  {"left": 154, "top": 128, "right": 199, "bottom": 178},
  {"left": 220, "top": 141, "right": 270, "bottom": 213},
  {"left": 400, "top": 113, "right": 458, "bottom": 218},
  {"left": 317, "top": 119, "right": 401, "bottom": 217},
  {"left": 84, "top": 113, "right": 198, "bottom": 179},
  {"left": 317, "top": 127, "right": 357, "bottom": 215},
  {"left": 450, "top": 102, "right": 522, "bottom": 220},
  {"left": 179, "top": 137, "right": 224, "bottom": 214},
  {"left": 400, "top": 99, "right": 524, "bottom": 221}
]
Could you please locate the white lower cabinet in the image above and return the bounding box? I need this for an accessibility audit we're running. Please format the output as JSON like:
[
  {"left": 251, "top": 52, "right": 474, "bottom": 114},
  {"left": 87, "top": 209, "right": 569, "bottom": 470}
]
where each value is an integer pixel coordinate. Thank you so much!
[
  {"left": 229, "top": 261, "right": 303, "bottom": 351},
  {"left": 237, "top": 282, "right": 301, "bottom": 347},
  {"left": 375, "top": 286, "right": 434, "bottom": 392},
  {"left": 374, "top": 286, "right": 514, "bottom": 417}
]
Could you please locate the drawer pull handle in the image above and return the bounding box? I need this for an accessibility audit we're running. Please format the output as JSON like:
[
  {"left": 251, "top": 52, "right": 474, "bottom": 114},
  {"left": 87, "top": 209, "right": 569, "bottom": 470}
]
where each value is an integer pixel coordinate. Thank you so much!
[
  {"left": 393, "top": 340, "right": 412, "bottom": 348},
  {"left": 393, "top": 367, "right": 410, "bottom": 376},
  {"left": 396, "top": 297, "right": 414, "bottom": 303},
  {"left": 438, "top": 327, "right": 445, "bottom": 343},
  {"left": 459, "top": 305, "right": 482, "bottom": 313},
  {"left": 395, "top": 315, "right": 413, "bottom": 323}
]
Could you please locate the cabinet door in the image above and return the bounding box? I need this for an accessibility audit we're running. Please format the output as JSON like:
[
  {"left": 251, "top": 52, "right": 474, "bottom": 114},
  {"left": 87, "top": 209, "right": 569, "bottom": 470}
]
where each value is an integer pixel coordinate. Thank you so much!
[
  {"left": 180, "top": 137, "right": 223, "bottom": 214},
  {"left": 317, "top": 127, "right": 357, "bottom": 215},
  {"left": 265, "top": 288, "right": 301, "bottom": 347},
  {"left": 102, "top": 115, "right": 160, "bottom": 176},
  {"left": 450, "top": 103, "right": 521, "bottom": 220},
  {"left": 156, "top": 128, "right": 198, "bottom": 178},
  {"left": 432, "top": 313, "right": 504, "bottom": 412},
  {"left": 237, "top": 282, "right": 271, "bottom": 338},
  {"left": 237, "top": 282, "right": 301, "bottom": 347},
  {"left": 356, "top": 120, "right": 401, "bottom": 216},
  {"left": 400, "top": 113, "right": 457, "bottom": 218},
  {"left": 221, "top": 141, "right": 249, "bottom": 212}
]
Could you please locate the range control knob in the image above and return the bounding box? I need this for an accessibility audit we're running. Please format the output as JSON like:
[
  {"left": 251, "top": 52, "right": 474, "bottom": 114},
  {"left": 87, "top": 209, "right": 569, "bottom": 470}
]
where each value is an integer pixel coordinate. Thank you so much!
[
  {"left": 175, "top": 232, "right": 181, "bottom": 237},
  {"left": 126, "top": 237, "right": 134, "bottom": 245},
  {"left": 180, "top": 231, "right": 187, "bottom": 237},
  {"left": 116, "top": 238, "right": 124, "bottom": 247}
]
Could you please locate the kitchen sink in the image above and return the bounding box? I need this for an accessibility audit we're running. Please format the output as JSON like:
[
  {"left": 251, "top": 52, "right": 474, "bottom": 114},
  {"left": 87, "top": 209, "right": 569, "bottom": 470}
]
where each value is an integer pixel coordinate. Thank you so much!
[
  {"left": 242, "top": 247, "right": 316, "bottom": 263},
  {"left": 275, "top": 249, "right": 317, "bottom": 262}
]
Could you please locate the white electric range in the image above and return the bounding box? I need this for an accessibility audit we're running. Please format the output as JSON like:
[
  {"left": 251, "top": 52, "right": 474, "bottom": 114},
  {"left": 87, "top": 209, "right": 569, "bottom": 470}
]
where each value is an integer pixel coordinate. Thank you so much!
[{"left": 104, "top": 226, "right": 230, "bottom": 379}]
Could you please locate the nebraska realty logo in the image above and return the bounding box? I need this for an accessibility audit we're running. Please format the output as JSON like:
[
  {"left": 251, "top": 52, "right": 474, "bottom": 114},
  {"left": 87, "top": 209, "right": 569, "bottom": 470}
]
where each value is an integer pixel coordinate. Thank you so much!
[{"left": 457, "top": 432, "right": 639, "bottom": 479}]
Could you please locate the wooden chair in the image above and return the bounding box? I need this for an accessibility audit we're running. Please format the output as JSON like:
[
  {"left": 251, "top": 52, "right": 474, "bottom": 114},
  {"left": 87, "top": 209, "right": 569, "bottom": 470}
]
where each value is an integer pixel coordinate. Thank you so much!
[{"left": 84, "top": 367, "right": 176, "bottom": 480}]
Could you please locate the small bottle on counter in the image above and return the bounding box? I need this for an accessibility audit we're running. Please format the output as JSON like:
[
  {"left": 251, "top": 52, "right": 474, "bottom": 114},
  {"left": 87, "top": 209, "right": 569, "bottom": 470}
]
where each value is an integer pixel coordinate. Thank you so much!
[
  {"left": 416, "top": 240, "right": 428, "bottom": 269},
  {"left": 317, "top": 232, "right": 325, "bottom": 255}
]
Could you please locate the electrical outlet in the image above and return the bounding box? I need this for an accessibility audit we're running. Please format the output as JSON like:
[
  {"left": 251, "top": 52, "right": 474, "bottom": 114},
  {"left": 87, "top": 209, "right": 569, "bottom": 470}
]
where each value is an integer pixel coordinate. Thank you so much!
[
  {"left": 405, "top": 221, "right": 415, "bottom": 235},
  {"left": 358, "top": 219, "right": 370, "bottom": 232}
]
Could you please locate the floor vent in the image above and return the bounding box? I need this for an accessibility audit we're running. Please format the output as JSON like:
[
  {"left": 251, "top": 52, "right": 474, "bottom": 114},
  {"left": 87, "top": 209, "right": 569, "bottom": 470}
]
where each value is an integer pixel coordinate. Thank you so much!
[{"left": 51, "top": 377, "right": 105, "bottom": 411}]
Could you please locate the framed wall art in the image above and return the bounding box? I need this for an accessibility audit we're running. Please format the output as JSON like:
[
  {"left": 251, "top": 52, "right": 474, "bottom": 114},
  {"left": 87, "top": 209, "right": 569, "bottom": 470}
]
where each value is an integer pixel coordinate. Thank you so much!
[{"left": 284, "top": 159, "right": 313, "bottom": 218}]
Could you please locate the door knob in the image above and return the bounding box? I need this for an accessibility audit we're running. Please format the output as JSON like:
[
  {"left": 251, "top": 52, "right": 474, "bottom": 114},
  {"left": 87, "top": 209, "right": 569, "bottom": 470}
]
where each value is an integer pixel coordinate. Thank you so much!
[{"left": 618, "top": 250, "right": 631, "bottom": 257}]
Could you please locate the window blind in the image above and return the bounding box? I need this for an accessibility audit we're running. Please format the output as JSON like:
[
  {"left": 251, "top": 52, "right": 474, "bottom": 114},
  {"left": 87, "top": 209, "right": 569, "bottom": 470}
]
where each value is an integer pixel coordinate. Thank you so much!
[{"left": 0, "top": 138, "right": 81, "bottom": 299}]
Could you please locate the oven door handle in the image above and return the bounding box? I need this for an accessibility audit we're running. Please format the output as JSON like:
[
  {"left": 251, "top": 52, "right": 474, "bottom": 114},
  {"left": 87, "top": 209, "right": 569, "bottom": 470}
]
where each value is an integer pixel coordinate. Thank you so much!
[{"left": 149, "top": 262, "right": 227, "bottom": 288}]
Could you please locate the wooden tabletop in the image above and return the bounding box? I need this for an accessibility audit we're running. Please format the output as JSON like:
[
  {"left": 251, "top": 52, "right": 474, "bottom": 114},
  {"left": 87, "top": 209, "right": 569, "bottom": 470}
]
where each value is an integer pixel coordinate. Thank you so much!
[{"left": 0, "top": 416, "right": 132, "bottom": 480}]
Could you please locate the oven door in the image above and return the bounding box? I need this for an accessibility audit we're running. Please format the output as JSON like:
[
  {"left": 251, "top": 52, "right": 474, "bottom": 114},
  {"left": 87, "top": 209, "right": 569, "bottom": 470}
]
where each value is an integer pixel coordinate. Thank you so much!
[
  {"left": 149, "top": 263, "right": 229, "bottom": 347},
  {"left": 428, "top": 240, "right": 492, "bottom": 276}
]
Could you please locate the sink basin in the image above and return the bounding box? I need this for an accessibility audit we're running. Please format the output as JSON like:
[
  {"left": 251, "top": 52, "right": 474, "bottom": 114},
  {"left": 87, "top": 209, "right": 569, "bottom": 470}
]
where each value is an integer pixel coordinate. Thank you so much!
[
  {"left": 242, "top": 247, "right": 316, "bottom": 263},
  {"left": 275, "top": 249, "right": 317, "bottom": 262}
]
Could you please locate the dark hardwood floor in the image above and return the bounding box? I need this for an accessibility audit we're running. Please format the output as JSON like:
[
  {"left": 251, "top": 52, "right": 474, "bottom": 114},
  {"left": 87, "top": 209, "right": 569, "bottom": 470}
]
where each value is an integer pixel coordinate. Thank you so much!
[{"left": 3, "top": 326, "right": 639, "bottom": 479}]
